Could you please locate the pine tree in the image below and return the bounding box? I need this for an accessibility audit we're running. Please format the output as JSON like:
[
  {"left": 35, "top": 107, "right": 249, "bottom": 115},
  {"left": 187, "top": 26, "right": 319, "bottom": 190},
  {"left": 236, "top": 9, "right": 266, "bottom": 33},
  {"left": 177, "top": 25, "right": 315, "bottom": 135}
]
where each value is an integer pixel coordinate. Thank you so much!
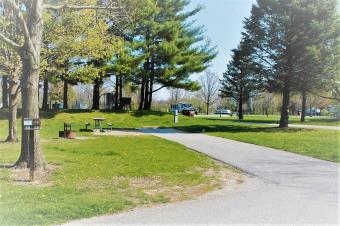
[
  {"left": 132, "top": 0, "right": 216, "bottom": 110},
  {"left": 243, "top": 0, "right": 339, "bottom": 127},
  {"left": 220, "top": 41, "right": 261, "bottom": 120}
]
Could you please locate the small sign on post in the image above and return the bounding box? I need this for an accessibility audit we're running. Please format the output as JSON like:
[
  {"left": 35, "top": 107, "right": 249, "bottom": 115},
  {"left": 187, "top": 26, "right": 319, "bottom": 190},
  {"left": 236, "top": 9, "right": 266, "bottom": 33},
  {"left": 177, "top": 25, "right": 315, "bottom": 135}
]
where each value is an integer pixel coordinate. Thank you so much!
[
  {"left": 174, "top": 110, "right": 179, "bottom": 124},
  {"left": 24, "top": 118, "right": 41, "bottom": 131},
  {"left": 23, "top": 118, "right": 41, "bottom": 181}
]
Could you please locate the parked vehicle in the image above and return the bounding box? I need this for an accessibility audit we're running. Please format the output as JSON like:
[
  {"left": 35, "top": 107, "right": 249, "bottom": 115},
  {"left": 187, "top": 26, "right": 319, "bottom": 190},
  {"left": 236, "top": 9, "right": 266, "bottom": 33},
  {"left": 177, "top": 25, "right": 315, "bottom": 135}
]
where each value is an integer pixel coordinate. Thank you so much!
[
  {"left": 170, "top": 103, "right": 197, "bottom": 115},
  {"left": 215, "top": 109, "right": 232, "bottom": 115},
  {"left": 305, "top": 108, "right": 321, "bottom": 116}
]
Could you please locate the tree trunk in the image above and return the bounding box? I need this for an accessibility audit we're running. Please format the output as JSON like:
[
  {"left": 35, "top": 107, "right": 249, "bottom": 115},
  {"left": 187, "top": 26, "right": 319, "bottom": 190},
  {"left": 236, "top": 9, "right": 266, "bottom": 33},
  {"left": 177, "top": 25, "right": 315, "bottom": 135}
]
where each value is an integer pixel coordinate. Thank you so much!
[
  {"left": 279, "top": 83, "right": 290, "bottom": 128},
  {"left": 16, "top": 56, "right": 45, "bottom": 169},
  {"left": 114, "top": 75, "right": 119, "bottom": 111},
  {"left": 119, "top": 76, "right": 123, "bottom": 110},
  {"left": 2, "top": 76, "right": 9, "bottom": 108},
  {"left": 15, "top": 0, "right": 46, "bottom": 170},
  {"left": 300, "top": 89, "right": 307, "bottom": 122},
  {"left": 6, "top": 74, "right": 19, "bottom": 142},
  {"left": 238, "top": 94, "right": 244, "bottom": 120},
  {"left": 63, "top": 80, "right": 68, "bottom": 109},
  {"left": 92, "top": 79, "right": 101, "bottom": 110},
  {"left": 139, "top": 78, "right": 145, "bottom": 110},
  {"left": 147, "top": 77, "right": 154, "bottom": 111},
  {"left": 42, "top": 78, "right": 49, "bottom": 110},
  {"left": 279, "top": 29, "right": 294, "bottom": 128},
  {"left": 206, "top": 102, "right": 209, "bottom": 115},
  {"left": 143, "top": 79, "right": 149, "bottom": 110}
]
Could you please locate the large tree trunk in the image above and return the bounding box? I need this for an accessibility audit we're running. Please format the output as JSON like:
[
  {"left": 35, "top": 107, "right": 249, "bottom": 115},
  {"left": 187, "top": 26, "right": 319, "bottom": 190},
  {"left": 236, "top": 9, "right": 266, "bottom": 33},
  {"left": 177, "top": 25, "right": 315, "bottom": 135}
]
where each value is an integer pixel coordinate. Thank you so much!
[
  {"left": 238, "top": 94, "right": 244, "bottom": 120},
  {"left": 63, "top": 80, "right": 68, "bottom": 109},
  {"left": 6, "top": 74, "right": 19, "bottom": 142},
  {"left": 139, "top": 78, "right": 145, "bottom": 110},
  {"left": 92, "top": 79, "right": 101, "bottom": 110},
  {"left": 2, "top": 76, "right": 9, "bottom": 108},
  {"left": 279, "top": 84, "right": 290, "bottom": 128},
  {"left": 114, "top": 75, "right": 119, "bottom": 111},
  {"left": 147, "top": 77, "right": 154, "bottom": 111},
  {"left": 206, "top": 102, "right": 209, "bottom": 115},
  {"left": 300, "top": 89, "right": 307, "bottom": 122},
  {"left": 15, "top": 0, "right": 46, "bottom": 170},
  {"left": 119, "top": 76, "right": 123, "bottom": 110},
  {"left": 42, "top": 78, "right": 49, "bottom": 110},
  {"left": 143, "top": 79, "right": 149, "bottom": 110},
  {"left": 279, "top": 30, "right": 294, "bottom": 128}
]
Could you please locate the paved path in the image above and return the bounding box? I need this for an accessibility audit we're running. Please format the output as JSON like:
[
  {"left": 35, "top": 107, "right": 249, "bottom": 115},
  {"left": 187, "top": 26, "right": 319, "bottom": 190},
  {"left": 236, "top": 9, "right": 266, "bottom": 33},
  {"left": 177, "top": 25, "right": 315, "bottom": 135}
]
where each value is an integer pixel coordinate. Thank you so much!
[{"left": 65, "top": 129, "right": 339, "bottom": 225}]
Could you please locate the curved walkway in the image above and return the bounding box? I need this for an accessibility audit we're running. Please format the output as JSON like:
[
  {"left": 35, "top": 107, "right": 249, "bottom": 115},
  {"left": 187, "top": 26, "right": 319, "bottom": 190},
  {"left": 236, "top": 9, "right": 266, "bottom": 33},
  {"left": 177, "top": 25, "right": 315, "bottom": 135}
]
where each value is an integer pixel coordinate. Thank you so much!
[{"left": 64, "top": 129, "right": 339, "bottom": 225}]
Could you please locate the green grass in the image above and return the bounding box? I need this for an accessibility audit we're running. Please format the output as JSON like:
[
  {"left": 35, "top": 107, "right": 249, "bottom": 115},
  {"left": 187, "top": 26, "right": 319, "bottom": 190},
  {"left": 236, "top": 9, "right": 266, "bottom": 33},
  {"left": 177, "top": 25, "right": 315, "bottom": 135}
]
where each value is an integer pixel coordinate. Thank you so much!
[
  {"left": 176, "top": 121, "right": 339, "bottom": 162},
  {"left": 209, "top": 114, "right": 340, "bottom": 126},
  {"left": 0, "top": 109, "right": 339, "bottom": 225},
  {"left": 0, "top": 110, "right": 229, "bottom": 226}
]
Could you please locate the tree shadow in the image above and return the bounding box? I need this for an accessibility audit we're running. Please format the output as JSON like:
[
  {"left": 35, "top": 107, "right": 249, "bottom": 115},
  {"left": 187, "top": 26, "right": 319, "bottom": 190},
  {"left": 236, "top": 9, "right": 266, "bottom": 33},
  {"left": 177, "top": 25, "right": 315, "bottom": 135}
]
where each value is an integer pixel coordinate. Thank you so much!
[
  {"left": 0, "top": 163, "right": 14, "bottom": 169},
  {"left": 131, "top": 110, "right": 168, "bottom": 117},
  {"left": 205, "top": 118, "right": 280, "bottom": 124},
  {"left": 176, "top": 124, "right": 306, "bottom": 134}
]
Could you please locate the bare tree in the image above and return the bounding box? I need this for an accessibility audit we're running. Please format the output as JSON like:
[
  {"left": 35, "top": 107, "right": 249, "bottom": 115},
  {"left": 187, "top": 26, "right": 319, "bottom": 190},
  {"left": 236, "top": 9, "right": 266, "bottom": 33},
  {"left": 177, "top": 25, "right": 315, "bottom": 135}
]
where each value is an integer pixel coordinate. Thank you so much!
[
  {"left": 261, "top": 93, "right": 274, "bottom": 117},
  {"left": 199, "top": 70, "right": 220, "bottom": 115},
  {"left": 169, "top": 88, "right": 185, "bottom": 104}
]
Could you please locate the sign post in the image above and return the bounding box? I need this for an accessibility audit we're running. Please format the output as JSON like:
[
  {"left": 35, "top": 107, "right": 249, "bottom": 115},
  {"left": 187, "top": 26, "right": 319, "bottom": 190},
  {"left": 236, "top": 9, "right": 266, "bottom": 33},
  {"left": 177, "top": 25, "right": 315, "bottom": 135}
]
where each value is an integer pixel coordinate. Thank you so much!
[
  {"left": 23, "top": 118, "right": 41, "bottom": 181},
  {"left": 174, "top": 110, "right": 179, "bottom": 124}
]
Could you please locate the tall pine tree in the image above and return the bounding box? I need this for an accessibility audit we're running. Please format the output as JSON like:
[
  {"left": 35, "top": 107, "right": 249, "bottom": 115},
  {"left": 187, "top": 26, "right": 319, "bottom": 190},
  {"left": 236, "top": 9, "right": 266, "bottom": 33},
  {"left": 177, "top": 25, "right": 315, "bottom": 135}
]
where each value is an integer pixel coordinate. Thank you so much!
[{"left": 220, "top": 41, "right": 261, "bottom": 120}]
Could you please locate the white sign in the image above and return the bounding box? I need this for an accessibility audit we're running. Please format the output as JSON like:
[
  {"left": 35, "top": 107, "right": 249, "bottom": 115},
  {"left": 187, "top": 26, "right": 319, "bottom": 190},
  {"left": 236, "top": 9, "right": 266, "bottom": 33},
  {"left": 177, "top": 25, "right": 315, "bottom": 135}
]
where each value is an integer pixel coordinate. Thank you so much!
[{"left": 24, "top": 119, "right": 33, "bottom": 126}]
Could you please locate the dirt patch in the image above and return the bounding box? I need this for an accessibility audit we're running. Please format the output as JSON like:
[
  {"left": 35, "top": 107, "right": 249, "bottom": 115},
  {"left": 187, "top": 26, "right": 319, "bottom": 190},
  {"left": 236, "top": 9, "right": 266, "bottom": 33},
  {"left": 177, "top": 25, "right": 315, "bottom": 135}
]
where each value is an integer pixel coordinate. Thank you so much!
[
  {"left": 93, "top": 130, "right": 148, "bottom": 136},
  {"left": 10, "top": 164, "right": 58, "bottom": 187},
  {"left": 79, "top": 161, "right": 245, "bottom": 206}
]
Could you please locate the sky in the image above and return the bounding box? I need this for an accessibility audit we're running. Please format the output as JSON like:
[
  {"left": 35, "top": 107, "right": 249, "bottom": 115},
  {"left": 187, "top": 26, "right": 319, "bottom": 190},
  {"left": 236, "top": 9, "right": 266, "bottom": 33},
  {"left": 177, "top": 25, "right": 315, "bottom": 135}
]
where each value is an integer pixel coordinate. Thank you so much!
[{"left": 157, "top": 0, "right": 256, "bottom": 100}]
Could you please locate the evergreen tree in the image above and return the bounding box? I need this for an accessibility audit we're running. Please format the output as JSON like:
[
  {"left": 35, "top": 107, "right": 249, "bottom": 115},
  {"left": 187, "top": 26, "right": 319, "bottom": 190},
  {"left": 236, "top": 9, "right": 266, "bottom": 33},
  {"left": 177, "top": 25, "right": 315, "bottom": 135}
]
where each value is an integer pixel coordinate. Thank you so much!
[
  {"left": 132, "top": 0, "right": 216, "bottom": 110},
  {"left": 220, "top": 41, "right": 261, "bottom": 120},
  {"left": 243, "top": 0, "right": 339, "bottom": 127},
  {"left": 293, "top": 0, "right": 340, "bottom": 122}
]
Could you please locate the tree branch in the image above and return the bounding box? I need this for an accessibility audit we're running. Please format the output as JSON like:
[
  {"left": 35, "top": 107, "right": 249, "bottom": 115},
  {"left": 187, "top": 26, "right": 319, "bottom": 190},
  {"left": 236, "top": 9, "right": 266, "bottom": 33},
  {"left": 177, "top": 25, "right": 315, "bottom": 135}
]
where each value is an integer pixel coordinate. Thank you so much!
[
  {"left": 315, "top": 94, "right": 340, "bottom": 102},
  {"left": 0, "top": 32, "right": 21, "bottom": 52},
  {"left": 43, "top": 4, "right": 119, "bottom": 11},
  {"left": 152, "top": 86, "right": 165, "bottom": 93},
  {"left": 2, "top": 0, "right": 31, "bottom": 44}
]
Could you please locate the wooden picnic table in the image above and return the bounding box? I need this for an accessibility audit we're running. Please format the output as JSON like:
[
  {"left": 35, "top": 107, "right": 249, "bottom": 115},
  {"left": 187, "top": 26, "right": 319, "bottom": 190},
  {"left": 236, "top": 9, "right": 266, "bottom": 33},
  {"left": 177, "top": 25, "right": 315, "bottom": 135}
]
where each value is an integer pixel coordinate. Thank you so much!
[{"left": 93, "top": 118, "right": 105, "bottom": 131}]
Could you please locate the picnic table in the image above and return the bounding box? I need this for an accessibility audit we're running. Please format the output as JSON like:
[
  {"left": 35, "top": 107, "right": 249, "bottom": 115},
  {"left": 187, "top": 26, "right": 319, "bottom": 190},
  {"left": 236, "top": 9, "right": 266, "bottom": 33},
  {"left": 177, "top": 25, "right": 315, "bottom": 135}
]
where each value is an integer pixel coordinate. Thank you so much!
[{"left": 93, "top": 118, "right": 105, "bottom": 131}]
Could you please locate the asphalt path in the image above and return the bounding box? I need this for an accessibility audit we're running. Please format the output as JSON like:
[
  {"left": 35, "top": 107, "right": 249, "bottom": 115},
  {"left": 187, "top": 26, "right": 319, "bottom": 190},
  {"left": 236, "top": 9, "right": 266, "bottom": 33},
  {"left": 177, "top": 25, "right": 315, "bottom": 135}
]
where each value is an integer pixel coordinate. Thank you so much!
[{"left": 64, "top": 129, "right": 339, "bottom": 225}]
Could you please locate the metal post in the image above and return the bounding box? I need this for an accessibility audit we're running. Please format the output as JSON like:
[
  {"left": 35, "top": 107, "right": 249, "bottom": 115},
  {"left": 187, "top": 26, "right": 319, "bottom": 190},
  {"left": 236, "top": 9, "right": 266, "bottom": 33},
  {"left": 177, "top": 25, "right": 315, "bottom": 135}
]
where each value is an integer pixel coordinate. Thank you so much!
[
  {"left": 174, "top": 110, "right": 179, "bottom": 124},
  {"left": 29, "top": 130, "right": 35, "bottom": 181}
]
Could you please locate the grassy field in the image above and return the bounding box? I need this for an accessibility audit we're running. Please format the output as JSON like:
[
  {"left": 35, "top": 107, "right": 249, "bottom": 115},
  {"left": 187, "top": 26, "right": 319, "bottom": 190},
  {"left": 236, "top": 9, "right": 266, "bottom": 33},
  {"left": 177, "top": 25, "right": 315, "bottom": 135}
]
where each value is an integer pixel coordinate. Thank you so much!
[
  {"left": 0, "top": 111, "right": 237, "bottom": 225},
  {"left": 196, "top": 114, "right": 340, "bottom": 126},
  {"left": 1, "top": 110, "right": 338, "bottom": 162},
  {"left": 0, "top": 109, "right": 338, "bottom": 225},
  {"left": 177, "top": 121, "right": 339, "bottom": 162}
]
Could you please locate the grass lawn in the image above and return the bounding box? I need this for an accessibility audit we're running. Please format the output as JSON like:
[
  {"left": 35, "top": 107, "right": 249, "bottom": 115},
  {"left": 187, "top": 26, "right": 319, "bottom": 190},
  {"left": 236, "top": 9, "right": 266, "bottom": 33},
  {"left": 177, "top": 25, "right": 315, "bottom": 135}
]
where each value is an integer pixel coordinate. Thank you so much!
[
  {"left": 0, "top": 109, "right": 338, "bottom": 225},
  {"left": 177, "top": 122, "right": 339, "bottom": 162},
  {"left": 196, "top": 114, "right": 340, "bottom": 126},
  {"left": 0, "top": 111, "right": 236, "bottom": 225}
]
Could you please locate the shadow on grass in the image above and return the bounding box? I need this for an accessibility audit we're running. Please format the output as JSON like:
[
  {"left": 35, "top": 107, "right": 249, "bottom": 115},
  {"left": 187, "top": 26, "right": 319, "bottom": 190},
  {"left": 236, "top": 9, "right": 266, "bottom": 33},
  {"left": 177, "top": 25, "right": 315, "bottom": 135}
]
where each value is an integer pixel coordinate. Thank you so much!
[
  {"left": 205, "top": 118, "right": 280, "bottom": 124},
  {"left": 0, "top": 109, "right": 170, "bottom": 120},
  {"left": 131, "top": 110, "right": 169, "bottom": 117},
  {"left": 176, "top": 124, "right": 306, "bottom": 134}
]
